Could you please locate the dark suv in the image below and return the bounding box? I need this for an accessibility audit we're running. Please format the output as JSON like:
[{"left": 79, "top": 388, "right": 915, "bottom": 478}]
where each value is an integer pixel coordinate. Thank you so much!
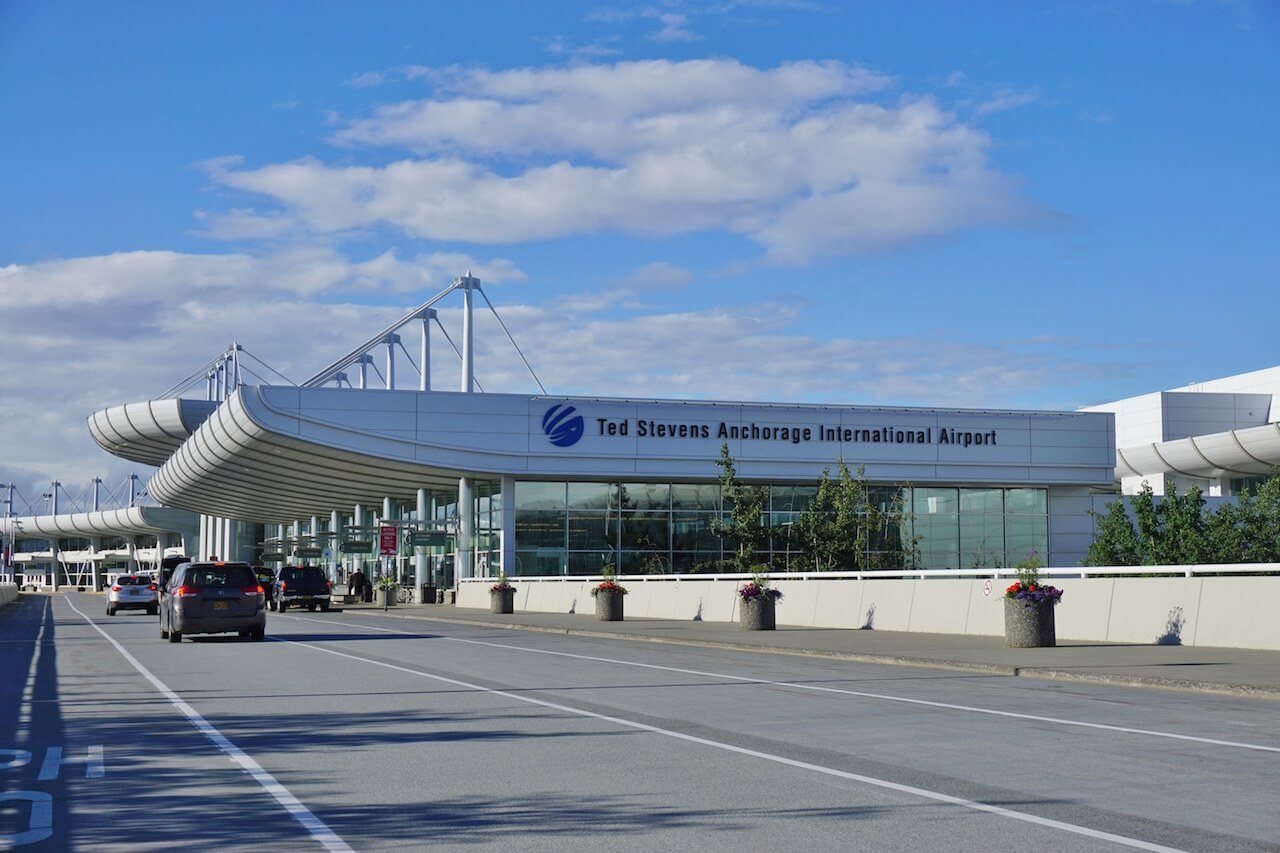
[
  {"left": 160, "top": 561, "right": 266, "bottom": 642},
  {"left": 273, "top": 565, "right": 332, "bottom": 612}
]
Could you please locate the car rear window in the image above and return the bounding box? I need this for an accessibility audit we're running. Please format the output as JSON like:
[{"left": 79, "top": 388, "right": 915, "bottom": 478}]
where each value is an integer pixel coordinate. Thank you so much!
[
  {"left": 185, "top": 566, "right": 256, "bottom": 587},
  {"left": 118, "top": 576, "right": 151, "bottom": 586},
  {"left": 282, "top": 567, "right": 326, "bottom": 581}
]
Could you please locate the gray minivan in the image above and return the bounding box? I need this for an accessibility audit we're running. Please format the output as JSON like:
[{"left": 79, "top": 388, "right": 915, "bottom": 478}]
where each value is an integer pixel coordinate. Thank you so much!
[{"left": 160, "top": 561, "right": 266, "bottom": 643}]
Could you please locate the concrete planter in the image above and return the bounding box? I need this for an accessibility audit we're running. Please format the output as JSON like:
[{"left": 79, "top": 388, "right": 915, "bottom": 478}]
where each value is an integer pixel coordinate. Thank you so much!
[
  {"left": 375, "top": 588, "right": 397, "bottom": 608},
  {"left": 739, "top": 595, "right": 777, "bottom": 631},
  {"left": 1004, "top": 597, "right": 1056, "bottom": 647},
  {"left": 490, "top": 588, "right": 515, "bottom": 614},
  {"left": 594, "top": 589, "right": 625, "bottom": 621}
]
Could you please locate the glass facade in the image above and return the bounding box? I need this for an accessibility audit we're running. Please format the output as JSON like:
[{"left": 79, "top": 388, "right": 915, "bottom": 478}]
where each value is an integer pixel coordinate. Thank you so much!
[
  {"left": 510, "top": 480, "right": 1049, "bottom": 575},
  {"left": 285, "top": 479, "right": 1049, "bottom": 579}
]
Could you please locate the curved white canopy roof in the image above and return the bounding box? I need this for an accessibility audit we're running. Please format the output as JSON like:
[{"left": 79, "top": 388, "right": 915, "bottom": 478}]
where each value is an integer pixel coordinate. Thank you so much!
[
  {"left": 144, "top": 385, "right": 1115, "bottom": 520},
  {"left": 0, "top": 506, "right": 199, "bottom": 541},
  {"left": 148, "top": 388, "right": 474, "bottom": 520},
  {"left": 87, "top": 399, "right": 219, "bottom": 467},
  {"left": 1115, "top": 421, "right": 1280, "bottom": 481}
]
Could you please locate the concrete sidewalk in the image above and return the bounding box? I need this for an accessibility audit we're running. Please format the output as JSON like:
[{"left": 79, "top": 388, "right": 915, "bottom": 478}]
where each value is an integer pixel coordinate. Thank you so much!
[{"left": 333, "top": 600, "right": 1280, "bottom": 699}]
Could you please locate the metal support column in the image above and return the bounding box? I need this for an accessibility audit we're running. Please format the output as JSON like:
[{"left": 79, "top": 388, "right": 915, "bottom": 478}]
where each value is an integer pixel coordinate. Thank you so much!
[
  {"left": 501, "top": 475, "right": 515, "bottom": 580},
  {"left": 329, "top": 510, "right": 340, "bottom": 581},
  {"left": 457, "top": 478, "right": 473, "bottom": 583},
  {"left": 419, "top": 309, "right": 435, "bottom": 392},
  {"left": 415, "top": 488, "right": 428, "bottom": 601}
]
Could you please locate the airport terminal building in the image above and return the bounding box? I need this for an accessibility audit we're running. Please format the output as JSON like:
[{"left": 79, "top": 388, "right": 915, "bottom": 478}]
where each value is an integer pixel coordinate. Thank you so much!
[{"left": 88, "top": 386, "right": 1115, "bottom": 583}]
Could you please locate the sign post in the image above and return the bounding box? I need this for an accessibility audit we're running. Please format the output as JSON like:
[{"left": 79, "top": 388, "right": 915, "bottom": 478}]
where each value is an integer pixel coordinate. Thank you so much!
[{"left": 378, "top": 525, "right": 398, "bottom": 611}]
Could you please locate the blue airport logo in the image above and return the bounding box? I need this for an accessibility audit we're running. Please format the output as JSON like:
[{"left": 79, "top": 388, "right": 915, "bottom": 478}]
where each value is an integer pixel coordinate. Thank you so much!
[{"left": 542, "top": 404, "right": 585, "bottom": 447}]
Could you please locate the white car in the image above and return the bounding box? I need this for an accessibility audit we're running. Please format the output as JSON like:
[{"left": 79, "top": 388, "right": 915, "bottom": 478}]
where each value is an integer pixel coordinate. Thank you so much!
[{"left": 107, "top": 574, "right": 159, "bottom": 616}]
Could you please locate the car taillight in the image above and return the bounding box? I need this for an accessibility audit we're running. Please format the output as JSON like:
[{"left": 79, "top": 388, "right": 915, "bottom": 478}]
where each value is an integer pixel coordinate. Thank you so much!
[
  {"left": 148, "top": 584, "right": 158, "bottom": 591},
  {"left": 175, "top": 585, "right": 200, "bottom": 598},
  {"left": 279, "top": 581, "right": 286, "bottom": 591},
  {"left": 325, "top": 580, "right": 331, "bottom": 590},
  {"left": 111, "top": 585, "right": 122, "bottom": 592},
  {"left": 242, "top": 584, "right": 263, "bottom": 596}
]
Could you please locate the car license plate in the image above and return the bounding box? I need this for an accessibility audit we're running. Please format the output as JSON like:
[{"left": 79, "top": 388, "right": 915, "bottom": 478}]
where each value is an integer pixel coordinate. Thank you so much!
[{"left": 214, "top": 601, "right": 229, "bottom": 610}]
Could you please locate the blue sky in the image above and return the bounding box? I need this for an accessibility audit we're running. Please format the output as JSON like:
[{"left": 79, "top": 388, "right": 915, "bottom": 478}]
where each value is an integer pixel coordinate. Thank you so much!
[{"left": 1, "top": 0, "right": 1277, "bottom": 509}]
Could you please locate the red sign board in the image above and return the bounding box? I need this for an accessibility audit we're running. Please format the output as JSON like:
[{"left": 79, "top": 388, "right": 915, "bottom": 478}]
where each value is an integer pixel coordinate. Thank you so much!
[{"left": 378, "top": 525, "right": 398, "bottom": 556}]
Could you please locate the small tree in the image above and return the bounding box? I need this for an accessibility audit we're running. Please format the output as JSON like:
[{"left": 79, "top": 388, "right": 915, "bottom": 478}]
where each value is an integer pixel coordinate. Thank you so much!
[
  {"left": 710, "top": 444, "right": 769, "bottom": 572},
  {"left": 1085, "top": 497, "right": 1141, "bottom": 566},
  {"left": 791, "top": 462, "right": 917, "bottom": 570},
  {"left": 1129, "top": 481, "right": 1161, "bottom": 565},
  {"left": 1236, "top": 472, "right": 1280, "bottom": 562},
  {"left": 1158, "top": 481, "right": 1209, "bottom": 565}
]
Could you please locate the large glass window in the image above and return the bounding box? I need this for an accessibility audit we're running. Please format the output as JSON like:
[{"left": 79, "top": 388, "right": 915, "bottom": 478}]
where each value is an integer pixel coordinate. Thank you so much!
[
  {"left": 914, "top": 487, "right": 958, "bottom": 514},
  {"left": 515, "top": 510, "right": 566, "bottom": 549},
  {"left": 567, "top": 482, "right": 613, "bottom": 510},
  {"left": 618, "top": 483, "right": 670, "bottom": 510},
  {"left": 915, "top": 513, "right": 960, "bottom": 568},
  {"left": 770, "top": 485, "right": 817, "bottom": 514},
  {"left": 568, "top": 512, "right": 612, "bottom": 551},
  {"left": 1006, "top": 515, "right": 1048, "bottom": 564},
  {"left": 508, "top": 479, "right": 1051, "bottom": 574},
  {"left": 514, "top": 549, "right": 565, "bottom": 576},
  {"left": 1006, "top": 488, "right": 1047, "bottom": 514},
  {"left": 620, "top": 512, "right": 669, "bottom": 551},
  {"left": 671, "top": 512, "right": 718, "bottom": 551},
  {"left": 670, "top": 483, "right": 719, "bottom": 510},
  {"left": 960, "top": 488, "right": 1003, "bottom": 513},
  {"left": 516, "top": 482, "right": 567, "bottom": 510},
  {"left": 960, "top": 513, "right": 1006, "bottom": 568},
  {"left": 568, "top": 551, "right": 614, "bottom": 574}
]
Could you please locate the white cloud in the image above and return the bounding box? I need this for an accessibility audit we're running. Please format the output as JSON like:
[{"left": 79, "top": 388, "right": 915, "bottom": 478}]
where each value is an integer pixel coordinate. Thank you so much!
[
  {"left": 975, "top": 87, "right": 1039, "bottom": 116},
  {"left": 650, "top": 13, "right": 700, "bottom": 42},
  {"left": 347, "top": 71, "right": 388, "bottom": 88},
  {"left": 195, "top": 59, "right": 1038, "bottom": 264}
]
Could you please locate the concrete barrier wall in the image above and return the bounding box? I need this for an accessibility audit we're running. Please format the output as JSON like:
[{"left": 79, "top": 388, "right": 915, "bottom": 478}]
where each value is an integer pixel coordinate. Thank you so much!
[
  {"left": 0, "top": 584, "right": 18, "bottom": 607},
  {"left": 459, "top": 575, "right": 1280, "bottom": 650}
]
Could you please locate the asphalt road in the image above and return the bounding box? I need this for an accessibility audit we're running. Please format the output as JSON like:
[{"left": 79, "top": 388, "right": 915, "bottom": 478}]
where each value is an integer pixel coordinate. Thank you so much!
[{"left": 2, "top": 592, "right": 1278, "bottom": 852}]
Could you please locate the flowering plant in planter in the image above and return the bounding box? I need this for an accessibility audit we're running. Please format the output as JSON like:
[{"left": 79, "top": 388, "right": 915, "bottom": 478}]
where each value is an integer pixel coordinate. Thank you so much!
[
  {"left": 590, "top": 567, "right": 627, "bottom": 598},
  {"left": 738, "top": 567, "right": 783, "bottom": 602},
  {"left": 1004, "top": 550, "right": 1063, "bottom": 606},
  {"left": 374, "top": 573, "right": 398, "bottom": 590},
  {"left": 490, "top": 572, "right": 515, "bottom": 593}
]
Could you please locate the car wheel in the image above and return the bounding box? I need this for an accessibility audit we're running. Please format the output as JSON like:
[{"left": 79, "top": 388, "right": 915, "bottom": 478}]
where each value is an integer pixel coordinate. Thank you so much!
[
  {"left": 251, "top": 627, "right": 265, "bottom": 642},
  {"left": 307, "top": 603, "right": 317, "bottom": 612},
  {"left": 168, "top": 630, "right": 182, "bottom": 643},
  {"left": 320, "top": 602, "right": 330, "bottom": 612}
]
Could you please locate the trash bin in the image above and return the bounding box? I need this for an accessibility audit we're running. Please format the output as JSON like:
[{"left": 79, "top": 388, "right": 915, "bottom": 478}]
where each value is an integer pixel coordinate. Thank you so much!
[{"left": 421, "top": 584, "right": 437, "bottom": 604}]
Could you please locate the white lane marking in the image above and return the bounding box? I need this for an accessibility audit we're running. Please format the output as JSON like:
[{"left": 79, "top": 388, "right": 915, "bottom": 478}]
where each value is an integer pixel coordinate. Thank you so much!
[
  {"left": 63, "top": 597, "right": 354, "bottom": 853},
  {"left": 277, "top": 628, "right": 1189, "bottom": 853},
  {"left": 14, "top": 600, "right": 51, "bottom": 751},
  {"left": 295, "top": 613, "right": 1280, "bottom": 755}
]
